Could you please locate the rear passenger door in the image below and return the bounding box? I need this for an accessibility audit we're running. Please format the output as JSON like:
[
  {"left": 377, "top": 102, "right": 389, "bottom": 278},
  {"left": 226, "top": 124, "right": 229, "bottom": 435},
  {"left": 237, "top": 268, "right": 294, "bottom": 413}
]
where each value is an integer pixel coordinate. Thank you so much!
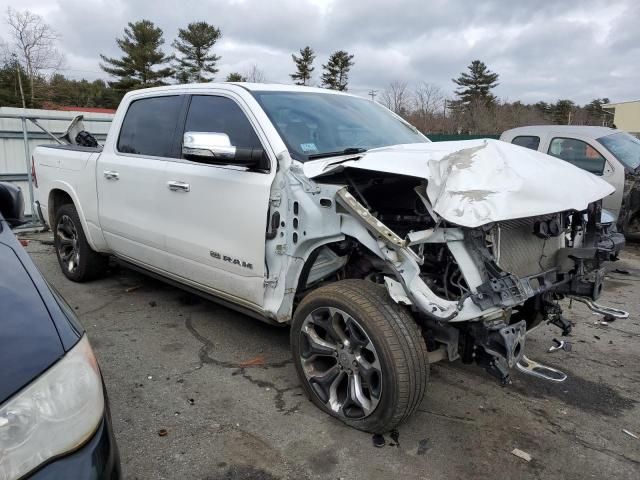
[
  {"left": 160, "top": 94, "right": 275, "bottom": 309},
  {"left": 97, "top": 94, "right": 186, "bottom": 269}
]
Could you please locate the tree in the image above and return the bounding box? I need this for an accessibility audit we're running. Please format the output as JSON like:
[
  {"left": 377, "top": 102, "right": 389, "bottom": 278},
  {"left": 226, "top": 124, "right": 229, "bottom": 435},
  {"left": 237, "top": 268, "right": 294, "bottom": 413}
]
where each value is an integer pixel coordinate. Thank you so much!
[
  {"left": 553, "top": 99, "right": 575, "bottom": 125},
  {"left": 226, "top": 72, "right": 247, "bottom": 82},
  {"left": 321, "top": 50, "right": 354, "bottom": 91},
  {"left": 585, "top": 98, "right": 611, "bottom": 125},
  {"left": 6, "top": 8, "right": 63, "bottom": 107},
  {"left": 290, "top": 46, "right": 315, "bottom": 85},
  {"left": 411, "top": 82, "right": 446, "bottom": 132},
  {"left": 172, "top": 21, "right": 221, "bottom": 83},
  {"left": 100, "top": 20, "right": 174, "bottom": 90},
  {"left": 380, "top": 80, "right": 410, "bottom": 116},
  {"left": 452, "top": 60, "right": 499, "bottom": 106},
  {"left": 244, "top": 64, "right": 266, "bottom": 83}
]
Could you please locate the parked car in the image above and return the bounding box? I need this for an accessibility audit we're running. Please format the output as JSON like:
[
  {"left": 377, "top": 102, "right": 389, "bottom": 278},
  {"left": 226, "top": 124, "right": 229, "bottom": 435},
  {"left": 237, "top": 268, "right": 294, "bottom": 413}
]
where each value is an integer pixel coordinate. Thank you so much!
[
  {"left": 32, "top": 84, "right": 624, "bottom": 433},
  {"left": 500, "top": 125, "right": 640, "bottom": 236},
  {"left": 0, "top": 183, "right": 120, "bottom": 479}
]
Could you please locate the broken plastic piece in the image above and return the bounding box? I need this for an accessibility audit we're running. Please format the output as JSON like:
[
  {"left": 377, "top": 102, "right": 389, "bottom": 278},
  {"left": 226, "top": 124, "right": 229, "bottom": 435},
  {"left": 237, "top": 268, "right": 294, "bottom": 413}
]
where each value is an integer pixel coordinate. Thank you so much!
[
  {"left": 622, "top": 429, "right": 639, "bottom": 440},
  {"left": 516, "top": 355, "right": 567, "bottom": 382},
  {"left": 511, "top": 448, "right": 532, "bottom": 462},
  {"left": 547, "top": 338, "right": 572, "bottom": 353},
  {"left": 567, "top": 296, "right": 629, "bottom": 320}
]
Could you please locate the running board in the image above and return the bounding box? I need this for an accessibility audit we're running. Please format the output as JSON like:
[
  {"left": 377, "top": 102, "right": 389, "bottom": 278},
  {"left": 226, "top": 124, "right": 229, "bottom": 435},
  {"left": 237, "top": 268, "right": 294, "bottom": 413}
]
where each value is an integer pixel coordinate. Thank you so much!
[
  {"left": 568, "top": 296, "right": 629, "bottom": 320},
  {"left": 516, "top": 355, "right": 567, "bottom": 382}
]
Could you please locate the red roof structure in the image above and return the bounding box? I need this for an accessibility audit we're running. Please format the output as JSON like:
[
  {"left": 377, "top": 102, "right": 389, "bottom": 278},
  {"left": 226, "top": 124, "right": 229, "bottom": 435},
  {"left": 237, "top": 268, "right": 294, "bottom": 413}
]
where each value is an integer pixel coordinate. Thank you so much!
[{"left": 41, "top": 102, "right": 116, "bottom": 114}]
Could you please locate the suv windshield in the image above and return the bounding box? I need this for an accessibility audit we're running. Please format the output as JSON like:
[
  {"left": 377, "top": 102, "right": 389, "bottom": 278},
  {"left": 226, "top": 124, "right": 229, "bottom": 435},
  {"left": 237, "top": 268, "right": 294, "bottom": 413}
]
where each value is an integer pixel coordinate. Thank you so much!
[
  {"left": 252, "top": 91, "right": 427, "bottom": 161},
  {"left": 597, "top": 132, "right": 640, "bottom": 171}
]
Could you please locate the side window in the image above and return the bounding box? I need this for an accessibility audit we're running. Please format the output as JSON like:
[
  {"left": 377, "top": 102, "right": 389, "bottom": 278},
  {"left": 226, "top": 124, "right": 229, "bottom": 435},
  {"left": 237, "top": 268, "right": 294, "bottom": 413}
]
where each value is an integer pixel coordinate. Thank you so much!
[
  {"left": 183, "top": 95, "right": 263, "bottom": 155},
  {"left": 117, "top": 96, "right": 183, "bottom": 158},
  {"left": 548, "top": 137, "right": 606, "bottom": 175},
  {"left": 512, "top": 135, "right": 540, "bottom": 151}
]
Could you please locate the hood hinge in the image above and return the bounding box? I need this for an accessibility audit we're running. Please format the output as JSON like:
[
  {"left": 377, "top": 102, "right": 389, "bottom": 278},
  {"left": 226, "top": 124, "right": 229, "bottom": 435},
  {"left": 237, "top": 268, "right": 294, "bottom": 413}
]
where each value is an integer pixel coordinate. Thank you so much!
[{"left": 270, "top": 192, "right": 282, "bottom": 207}]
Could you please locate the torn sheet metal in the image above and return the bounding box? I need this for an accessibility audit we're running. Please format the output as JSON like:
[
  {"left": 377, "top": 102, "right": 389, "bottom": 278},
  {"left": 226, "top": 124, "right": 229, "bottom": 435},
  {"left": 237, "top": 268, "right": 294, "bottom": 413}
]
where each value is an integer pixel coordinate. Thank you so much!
[{"left": 304, "top": 139, "right": 615, "bottom": 228}]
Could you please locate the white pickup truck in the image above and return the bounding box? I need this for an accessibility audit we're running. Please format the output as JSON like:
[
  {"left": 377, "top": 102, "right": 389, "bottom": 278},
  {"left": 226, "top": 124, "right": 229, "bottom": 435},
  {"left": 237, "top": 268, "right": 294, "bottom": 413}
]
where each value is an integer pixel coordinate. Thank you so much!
[{"left": 33, "top": 83, "right": 626, "bottom": 433}]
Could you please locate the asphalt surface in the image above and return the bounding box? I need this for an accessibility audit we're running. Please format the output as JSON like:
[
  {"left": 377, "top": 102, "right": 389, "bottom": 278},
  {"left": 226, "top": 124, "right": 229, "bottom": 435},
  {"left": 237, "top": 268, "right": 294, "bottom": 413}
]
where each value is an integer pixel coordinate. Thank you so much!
[{"left": 23, "top": 233, "right": 640, "bottom": 480}]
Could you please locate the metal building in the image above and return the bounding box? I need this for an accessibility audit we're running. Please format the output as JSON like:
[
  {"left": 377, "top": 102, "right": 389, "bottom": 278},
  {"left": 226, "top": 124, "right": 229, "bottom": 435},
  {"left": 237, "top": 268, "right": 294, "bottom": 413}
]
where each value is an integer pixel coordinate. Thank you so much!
[{"left": 0, "top": 107, "right": 113, "bottom": 217}]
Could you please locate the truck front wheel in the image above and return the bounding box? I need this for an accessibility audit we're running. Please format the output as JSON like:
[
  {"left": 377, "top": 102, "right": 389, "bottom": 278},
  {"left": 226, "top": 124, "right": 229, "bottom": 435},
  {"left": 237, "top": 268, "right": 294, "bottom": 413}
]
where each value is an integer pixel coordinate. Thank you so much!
[
  {"left": 54, "top": 203, "right": 108, "bottom": 282},
  {"left": 290, "top": 279, "right": 429, "bottom": 433}
]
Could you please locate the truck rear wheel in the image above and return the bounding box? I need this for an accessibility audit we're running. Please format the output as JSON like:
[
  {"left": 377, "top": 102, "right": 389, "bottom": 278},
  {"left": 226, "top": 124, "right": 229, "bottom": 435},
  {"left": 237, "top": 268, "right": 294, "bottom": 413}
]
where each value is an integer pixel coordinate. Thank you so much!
[
  {"left": 54, "top": 203, "right": 108, "bottom": 282},
  {"left": 290, "top": 279, "right": 429, "bottom": 433}
]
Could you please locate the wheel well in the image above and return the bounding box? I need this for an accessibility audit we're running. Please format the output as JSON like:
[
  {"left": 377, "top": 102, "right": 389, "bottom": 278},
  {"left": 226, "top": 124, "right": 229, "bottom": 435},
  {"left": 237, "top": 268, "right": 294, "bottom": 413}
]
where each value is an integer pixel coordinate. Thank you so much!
[{"left": 48, "top": 189, "right": 73, "bottom": 226}]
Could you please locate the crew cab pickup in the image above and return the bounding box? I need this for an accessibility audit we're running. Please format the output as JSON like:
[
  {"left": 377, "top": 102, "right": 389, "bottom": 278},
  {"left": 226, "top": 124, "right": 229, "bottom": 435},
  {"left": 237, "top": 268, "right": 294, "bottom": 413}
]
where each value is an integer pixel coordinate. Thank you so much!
[{"left": 33, "top": 84, "right": 626, "bottom": 433}]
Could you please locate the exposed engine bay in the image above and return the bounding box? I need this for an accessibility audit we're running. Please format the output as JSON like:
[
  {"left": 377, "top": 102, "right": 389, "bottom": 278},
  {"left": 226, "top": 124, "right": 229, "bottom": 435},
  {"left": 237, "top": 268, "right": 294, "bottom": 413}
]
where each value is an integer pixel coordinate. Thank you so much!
[{"left": 297, "top": 167, "right": 626, "bottom": 383}]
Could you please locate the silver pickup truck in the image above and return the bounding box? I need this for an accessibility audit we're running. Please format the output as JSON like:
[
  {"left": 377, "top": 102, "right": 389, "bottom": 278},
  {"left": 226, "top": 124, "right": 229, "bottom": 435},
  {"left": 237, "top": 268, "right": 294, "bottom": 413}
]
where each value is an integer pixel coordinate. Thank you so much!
[
  {"left": 501, "top": 125, "right": 640, "bottom": 237},
  {"left": 33, "top": 84, "right": 626, "bottom": 432}
]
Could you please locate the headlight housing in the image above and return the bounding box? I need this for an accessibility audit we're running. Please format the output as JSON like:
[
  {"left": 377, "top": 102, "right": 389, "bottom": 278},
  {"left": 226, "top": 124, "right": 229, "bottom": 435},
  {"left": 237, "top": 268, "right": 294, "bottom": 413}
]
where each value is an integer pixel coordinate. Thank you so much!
[{"left": 0, "top": 335, "right": 104, "bottom": 480}]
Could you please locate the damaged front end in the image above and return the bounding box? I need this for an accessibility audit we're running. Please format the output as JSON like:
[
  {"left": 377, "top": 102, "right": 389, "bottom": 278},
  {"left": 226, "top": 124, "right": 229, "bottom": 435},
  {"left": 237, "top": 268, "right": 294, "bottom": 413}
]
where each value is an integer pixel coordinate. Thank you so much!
[
  {"left": 333, "top": 180, "right": 624, "bottom": 385},
  {"left": 301, "top": 139, "right": 627, "bottom": 384}
]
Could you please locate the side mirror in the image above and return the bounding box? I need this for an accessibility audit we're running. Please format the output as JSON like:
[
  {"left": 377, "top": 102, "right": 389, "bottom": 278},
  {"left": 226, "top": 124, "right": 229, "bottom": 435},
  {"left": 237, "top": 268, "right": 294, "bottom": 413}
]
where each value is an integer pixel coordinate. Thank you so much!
[
  {"left": 0, "top": 182, "right": 25, "bottom": 228},
  {"left": 182, "top": 132, "right": 268, "bottom": 169}
]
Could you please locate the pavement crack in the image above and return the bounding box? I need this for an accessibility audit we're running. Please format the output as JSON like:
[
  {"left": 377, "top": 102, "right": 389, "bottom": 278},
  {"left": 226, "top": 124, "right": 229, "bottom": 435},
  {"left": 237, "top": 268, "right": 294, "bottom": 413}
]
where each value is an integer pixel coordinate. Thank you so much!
[
  {"left": 237, "top": 369, "right": 301, "bottom": 413},
  {"left": 184, "top": 313, "right": 293, "bottom": 370},
  {"left": 416, "top": 408, "right": 476, "bottom": 424},
  {"left": 183, "top": 314, "right": 299, "bottom": 413}
]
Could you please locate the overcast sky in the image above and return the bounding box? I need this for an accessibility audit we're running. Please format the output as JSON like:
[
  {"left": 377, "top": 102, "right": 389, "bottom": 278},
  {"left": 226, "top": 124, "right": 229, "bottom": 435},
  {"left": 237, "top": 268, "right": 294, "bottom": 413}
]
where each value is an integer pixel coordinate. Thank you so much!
[{"left": 1, "top": 0, "right": 638, "bottom": 104}]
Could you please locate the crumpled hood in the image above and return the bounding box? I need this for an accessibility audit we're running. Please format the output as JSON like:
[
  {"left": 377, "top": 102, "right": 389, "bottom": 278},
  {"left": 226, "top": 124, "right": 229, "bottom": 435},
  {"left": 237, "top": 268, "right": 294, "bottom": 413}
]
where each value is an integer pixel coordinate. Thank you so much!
[{"left": 304, "top": 139, "right": 615, "bottom": 228}]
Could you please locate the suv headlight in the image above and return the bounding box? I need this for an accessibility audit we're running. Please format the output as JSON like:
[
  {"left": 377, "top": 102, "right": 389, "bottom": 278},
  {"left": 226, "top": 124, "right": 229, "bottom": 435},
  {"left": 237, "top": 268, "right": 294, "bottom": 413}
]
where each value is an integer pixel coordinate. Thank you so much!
[{"left": 0, "top": 335, "right": 104, "bottom": 480}]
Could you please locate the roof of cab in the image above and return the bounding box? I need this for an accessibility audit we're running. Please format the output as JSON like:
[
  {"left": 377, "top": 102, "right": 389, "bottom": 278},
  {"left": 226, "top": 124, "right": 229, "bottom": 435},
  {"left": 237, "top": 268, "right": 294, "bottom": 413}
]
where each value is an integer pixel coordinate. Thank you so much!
[
  {"left": 123, "top": 82, "right": 355, "bottom": 98},
  {"left": 502, "top": 125, "right": 619, "bottom": 140}
]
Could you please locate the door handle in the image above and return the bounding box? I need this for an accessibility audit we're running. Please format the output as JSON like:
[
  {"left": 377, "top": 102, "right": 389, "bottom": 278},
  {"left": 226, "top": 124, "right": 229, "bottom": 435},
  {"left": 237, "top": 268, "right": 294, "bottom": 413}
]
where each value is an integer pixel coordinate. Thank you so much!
[
  {"left": 103, "top": 170, "right": 119, "bottom": 180},
  {"left": 167, "top": 181, "right": 190, "bottom": 192}
]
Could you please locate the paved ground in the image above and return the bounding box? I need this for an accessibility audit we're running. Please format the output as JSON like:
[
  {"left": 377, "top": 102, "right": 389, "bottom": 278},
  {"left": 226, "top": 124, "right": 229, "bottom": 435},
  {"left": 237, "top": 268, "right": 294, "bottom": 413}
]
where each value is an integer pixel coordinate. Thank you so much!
[{"left": 23, "top": 233, "right": 640, "bottom": 480}]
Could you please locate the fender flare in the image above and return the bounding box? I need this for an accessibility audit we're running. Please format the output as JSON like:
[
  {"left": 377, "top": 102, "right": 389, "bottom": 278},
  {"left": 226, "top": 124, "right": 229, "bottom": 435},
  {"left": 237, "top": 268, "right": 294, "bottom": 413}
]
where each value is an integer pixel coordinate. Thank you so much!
[{"left": 47, "top": 181, "right": 101, "bottom": 252}]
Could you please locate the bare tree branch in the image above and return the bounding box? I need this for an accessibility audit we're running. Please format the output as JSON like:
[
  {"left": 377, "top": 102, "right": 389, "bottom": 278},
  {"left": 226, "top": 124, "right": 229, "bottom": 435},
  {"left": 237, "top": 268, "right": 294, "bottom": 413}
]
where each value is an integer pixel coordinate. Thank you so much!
[
  {"left": 244, "top": 64, "right": 266, "bottom": 83},
  {"left": 6, "top": 7, "right": 64, "bottom": 106},
  {"left": 380, "top": 80, "right": 410, "bottom": 116}
]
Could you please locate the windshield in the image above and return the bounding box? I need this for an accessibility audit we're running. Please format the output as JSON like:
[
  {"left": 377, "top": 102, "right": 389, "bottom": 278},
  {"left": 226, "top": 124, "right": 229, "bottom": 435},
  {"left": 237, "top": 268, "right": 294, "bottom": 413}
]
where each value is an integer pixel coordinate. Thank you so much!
[
  {"left": 597, "top": 132, "right": 640, "bottom": 171},
  {"left": 252, "top": 91, "right": 427, "bottom": 161}
]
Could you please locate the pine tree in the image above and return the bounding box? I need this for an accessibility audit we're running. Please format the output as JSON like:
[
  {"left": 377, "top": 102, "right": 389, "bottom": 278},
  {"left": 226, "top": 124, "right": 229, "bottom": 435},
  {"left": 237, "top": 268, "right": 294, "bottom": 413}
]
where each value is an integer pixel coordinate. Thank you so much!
[
  {"left": 290, "top": 46, "right": 315, "bottom": 85},
  {"left": 452, "top": 60, "right": 499, "bottom": 105},
  {"left": 172, "top": 21, "right": 222, "bottom": 83},
  {"left": 321, "top": 50, "right": 354, "bottom": 91},
  {"left": 226, "top": 72, "right": 247, "bottom": 82},
  {"left": 100, "top": 20, "right": 174, "bottom": 90},
  {"left": 553, "top": 99, "right": 575, "bottom": 125}
]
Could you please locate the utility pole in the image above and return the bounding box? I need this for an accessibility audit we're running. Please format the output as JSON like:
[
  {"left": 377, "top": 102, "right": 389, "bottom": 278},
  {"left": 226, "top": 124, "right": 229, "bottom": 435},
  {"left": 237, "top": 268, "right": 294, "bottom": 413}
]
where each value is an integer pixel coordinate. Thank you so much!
[
  {"left": 443, "top": 99, "right": 447, "bottom": 118},
  {"left": 13, "top": 54, "right": 26, "bottom": 109},
  {"left": 368, "top": 89, "right": 377, "bottom": 101}
]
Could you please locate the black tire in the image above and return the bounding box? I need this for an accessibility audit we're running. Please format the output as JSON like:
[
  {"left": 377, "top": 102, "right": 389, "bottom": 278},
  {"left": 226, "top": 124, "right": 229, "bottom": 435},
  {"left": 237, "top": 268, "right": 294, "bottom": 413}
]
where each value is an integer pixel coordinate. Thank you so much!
[
  {"left": 54, "top": 203, "right": 108, "bottom": 282},
  {"left": 290, "top": 279, "right": 429, "bottom": 433}
]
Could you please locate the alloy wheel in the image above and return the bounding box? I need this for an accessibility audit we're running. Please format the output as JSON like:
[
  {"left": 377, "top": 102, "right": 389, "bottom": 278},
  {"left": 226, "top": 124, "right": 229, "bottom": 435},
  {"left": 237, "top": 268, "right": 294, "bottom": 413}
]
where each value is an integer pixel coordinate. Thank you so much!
[
  {"left": 299, "top": 307, "right": 383, "bottom": 419},
  {"left": 56, "top": 214, "right": 80, "bottom": 274}
]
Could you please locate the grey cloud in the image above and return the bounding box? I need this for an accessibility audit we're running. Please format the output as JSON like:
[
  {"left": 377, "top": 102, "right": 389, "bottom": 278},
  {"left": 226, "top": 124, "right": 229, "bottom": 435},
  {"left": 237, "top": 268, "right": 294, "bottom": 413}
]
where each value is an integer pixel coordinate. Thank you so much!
[{"left": 0, "top": 0, "right": 636, "bottom": 103}]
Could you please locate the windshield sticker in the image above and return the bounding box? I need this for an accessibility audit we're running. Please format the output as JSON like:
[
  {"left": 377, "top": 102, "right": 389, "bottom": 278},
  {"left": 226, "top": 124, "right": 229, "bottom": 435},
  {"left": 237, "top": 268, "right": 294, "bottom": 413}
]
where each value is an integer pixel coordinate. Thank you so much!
[{"left": 300, "top": 142, "right": 319, "bottom": 153}]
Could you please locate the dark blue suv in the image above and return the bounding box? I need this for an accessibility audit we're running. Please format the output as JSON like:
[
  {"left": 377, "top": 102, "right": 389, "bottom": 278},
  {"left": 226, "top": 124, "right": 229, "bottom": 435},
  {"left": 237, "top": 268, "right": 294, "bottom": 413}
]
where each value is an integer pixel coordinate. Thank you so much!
[{"left": 0, "top": 183, "right": 120, "bottom": 479}]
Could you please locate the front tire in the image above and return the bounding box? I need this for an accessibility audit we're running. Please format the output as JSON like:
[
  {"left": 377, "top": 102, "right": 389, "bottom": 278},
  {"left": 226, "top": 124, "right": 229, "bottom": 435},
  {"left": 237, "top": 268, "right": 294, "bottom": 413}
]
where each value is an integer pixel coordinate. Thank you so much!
[
  {"left": 54, "top": 203, "right": 108, "bottom": 282},
  {"left": 291, "top": 279, "right": 429, "bottom": 433}
]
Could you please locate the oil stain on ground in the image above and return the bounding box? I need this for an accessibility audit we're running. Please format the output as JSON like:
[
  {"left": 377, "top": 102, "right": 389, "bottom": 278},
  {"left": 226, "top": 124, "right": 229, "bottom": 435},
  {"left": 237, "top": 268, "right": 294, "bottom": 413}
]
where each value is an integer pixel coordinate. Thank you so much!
[{"left": 512, "top": 365, "right": 636, "bottom": 416}]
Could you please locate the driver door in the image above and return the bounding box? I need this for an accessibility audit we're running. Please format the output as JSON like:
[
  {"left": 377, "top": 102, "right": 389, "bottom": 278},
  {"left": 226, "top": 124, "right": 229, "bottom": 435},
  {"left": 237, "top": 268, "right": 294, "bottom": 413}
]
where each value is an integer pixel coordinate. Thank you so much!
[{"left": 159, "top": 94, "right": 275, "bottom": 309}]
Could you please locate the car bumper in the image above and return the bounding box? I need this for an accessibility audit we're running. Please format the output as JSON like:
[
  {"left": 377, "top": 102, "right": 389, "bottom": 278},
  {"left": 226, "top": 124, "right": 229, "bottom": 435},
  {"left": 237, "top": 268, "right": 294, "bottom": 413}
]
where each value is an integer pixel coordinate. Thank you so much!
[{"left": 28, "top": 414, "right": 121, "bottom": 479}]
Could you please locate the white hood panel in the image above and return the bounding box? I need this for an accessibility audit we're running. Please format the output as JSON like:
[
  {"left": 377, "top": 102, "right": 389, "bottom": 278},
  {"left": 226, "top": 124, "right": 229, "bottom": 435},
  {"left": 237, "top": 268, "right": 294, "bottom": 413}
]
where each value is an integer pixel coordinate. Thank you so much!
[{"left": 304, "top": 139, "right": 615, "bottom": 228}]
